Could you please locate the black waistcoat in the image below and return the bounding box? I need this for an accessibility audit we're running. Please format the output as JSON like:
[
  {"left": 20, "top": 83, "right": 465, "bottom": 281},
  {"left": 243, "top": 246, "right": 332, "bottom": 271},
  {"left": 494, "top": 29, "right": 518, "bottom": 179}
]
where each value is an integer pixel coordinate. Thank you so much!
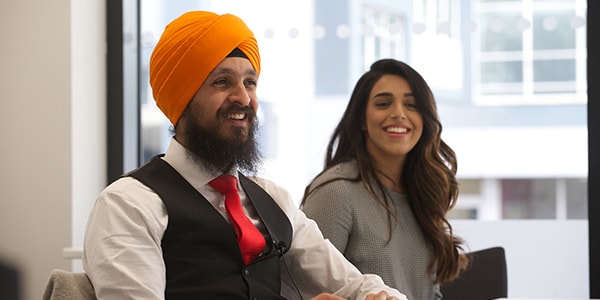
[{"left": 128, "top": 156, "right": 293, "bottom": 300}]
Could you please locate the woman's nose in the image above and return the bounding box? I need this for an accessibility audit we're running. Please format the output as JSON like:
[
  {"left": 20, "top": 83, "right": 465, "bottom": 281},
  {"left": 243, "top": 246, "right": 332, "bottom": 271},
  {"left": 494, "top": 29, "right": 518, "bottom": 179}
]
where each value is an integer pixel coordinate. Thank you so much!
[{"left": 391, "top": 105, "right": 406, "bottom": 120}]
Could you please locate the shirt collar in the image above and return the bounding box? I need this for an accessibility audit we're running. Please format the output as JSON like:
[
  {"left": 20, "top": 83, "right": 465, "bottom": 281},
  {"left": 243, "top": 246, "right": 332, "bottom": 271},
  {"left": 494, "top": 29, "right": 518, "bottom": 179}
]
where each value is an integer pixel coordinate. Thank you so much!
[{"left": 162, "top": 137, "right": 238, "bottom": 189}]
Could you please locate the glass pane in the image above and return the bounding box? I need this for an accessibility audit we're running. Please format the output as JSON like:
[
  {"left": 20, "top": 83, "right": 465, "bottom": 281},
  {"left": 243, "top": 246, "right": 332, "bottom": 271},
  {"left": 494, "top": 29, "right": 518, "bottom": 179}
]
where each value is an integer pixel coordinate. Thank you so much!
[
  {"left": 533, "top": 10, "right": 576, "bottom": 50},
  {"left": 534, "top": 59, "right": 576, "bottom": 82},
  {"left": 502, "top": 179, "right": 556, "bottom": 219},
  {"left": 447, "top": 208, "right": 478, "bottom": 219},
  {"left": 567, "top": 178, "right": 588, "bottom": 219},
  {"left": 481, "top": 61, "right": 523, "bottom": 83},
  {"left": 362, "top": 6, "right": 406, "bottom": 69},
  {"left": 480, "top": 12, "right": 523, "bottom": 52}
]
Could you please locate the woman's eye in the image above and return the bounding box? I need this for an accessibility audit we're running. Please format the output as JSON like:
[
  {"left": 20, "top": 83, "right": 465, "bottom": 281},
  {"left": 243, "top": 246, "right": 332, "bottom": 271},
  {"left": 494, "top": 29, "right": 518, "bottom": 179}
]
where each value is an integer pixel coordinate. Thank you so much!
[
  {"left": 404, "top": 95, "right": 418, "bottom": 109},
  {"left": 375, "top": 102, "right": 390, "bottom": 108}
]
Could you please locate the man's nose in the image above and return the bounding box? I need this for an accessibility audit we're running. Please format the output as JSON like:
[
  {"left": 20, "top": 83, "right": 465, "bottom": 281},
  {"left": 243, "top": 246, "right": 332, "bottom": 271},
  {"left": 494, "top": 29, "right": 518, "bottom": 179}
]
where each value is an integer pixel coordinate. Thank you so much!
[{"left": 229, "top": 83, "right": 251, "bottom": 106}]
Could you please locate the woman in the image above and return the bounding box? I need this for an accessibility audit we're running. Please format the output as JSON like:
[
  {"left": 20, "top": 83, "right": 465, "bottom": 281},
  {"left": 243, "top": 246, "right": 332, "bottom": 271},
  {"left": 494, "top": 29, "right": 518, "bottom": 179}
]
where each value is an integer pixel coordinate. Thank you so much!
[{"left": 301, "top": 58, "right": 468, "bottom": 299}]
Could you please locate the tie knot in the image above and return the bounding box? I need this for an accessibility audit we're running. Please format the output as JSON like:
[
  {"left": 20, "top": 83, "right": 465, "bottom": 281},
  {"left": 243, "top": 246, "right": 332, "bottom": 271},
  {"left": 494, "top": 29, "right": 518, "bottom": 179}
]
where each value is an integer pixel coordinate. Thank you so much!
[{"left": 209, "top": 174, "right": 238, "bottom": 195}]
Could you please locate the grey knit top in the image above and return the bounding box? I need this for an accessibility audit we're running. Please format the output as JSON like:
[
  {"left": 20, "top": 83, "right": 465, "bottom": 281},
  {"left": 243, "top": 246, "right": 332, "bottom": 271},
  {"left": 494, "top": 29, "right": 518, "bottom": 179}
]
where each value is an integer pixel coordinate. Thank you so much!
[{"left": 302, "top": 161, "right": 441, "bottom": 300}]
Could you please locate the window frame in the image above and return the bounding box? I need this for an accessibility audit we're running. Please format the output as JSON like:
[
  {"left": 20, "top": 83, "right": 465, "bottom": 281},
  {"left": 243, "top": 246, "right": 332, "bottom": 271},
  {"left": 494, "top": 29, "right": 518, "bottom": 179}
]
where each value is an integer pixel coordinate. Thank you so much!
[
  {"left": 106, "top": 0, "right": 141, "bottom": 183},
  {"left": 587, "top": 0, "right": 600, "bottom": 296}
]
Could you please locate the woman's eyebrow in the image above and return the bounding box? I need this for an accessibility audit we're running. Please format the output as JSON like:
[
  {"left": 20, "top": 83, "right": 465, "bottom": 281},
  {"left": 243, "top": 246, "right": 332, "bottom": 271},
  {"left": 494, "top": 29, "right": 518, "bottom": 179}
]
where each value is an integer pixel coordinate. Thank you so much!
[
  {"left": 373, "top": 92, "right": 393, "bottom": 98},
  {"left": 372, "top": 92, "right": 414, "bottom": 98}
]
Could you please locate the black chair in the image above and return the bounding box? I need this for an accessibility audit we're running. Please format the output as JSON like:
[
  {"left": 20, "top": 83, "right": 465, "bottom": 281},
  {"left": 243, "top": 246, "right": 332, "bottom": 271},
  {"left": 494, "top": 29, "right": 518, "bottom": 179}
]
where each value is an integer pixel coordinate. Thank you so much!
[
  {"left": 0, "top": 259, "right": 20, "bottom": 300},
  {"left": 440, "top": 246, "right": 508, "bottom": 300}
]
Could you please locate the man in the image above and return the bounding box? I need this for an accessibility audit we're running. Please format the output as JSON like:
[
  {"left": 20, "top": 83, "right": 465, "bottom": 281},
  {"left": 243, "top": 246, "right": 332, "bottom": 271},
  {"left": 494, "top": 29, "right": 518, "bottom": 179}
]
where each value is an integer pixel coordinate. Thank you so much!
[{"left": 83, "top": 11, "right": 405, "bottom": 300}]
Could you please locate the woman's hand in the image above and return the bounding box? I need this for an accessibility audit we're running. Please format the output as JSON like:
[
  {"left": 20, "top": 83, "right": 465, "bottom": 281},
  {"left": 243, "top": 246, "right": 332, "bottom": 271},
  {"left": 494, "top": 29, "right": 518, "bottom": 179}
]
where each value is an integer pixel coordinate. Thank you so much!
[
  {"left": 310, "top": 293, "right": 345, "bottom": 300},
  {"left": 365, "top": 290, "right": 400, "bottom": 300}
]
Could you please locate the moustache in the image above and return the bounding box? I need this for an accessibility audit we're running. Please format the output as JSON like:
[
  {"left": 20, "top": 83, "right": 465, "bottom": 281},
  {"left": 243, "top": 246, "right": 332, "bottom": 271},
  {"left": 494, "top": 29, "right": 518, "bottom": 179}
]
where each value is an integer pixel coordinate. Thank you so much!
[{"left": 218, "top": 104, "right": 257, "bottom": 120}]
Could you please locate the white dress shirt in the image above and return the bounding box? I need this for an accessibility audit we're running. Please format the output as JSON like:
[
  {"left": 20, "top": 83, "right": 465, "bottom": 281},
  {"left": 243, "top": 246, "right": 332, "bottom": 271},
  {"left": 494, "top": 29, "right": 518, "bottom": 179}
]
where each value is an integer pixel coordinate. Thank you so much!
[{"left": 82, "top": 138, "right": 406, "bottom": 300}]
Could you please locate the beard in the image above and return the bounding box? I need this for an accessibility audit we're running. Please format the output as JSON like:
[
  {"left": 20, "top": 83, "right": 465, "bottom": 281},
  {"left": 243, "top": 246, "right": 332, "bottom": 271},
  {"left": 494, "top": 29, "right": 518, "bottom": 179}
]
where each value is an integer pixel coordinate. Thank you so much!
[{"left": 179, "top": 105, "right": 262, "bottom": 175}]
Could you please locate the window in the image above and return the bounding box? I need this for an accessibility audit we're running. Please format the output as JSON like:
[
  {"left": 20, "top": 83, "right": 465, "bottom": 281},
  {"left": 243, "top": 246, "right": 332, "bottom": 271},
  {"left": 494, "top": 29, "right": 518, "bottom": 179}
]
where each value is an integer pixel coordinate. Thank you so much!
[
  {"left": 125, "top": 0, "right": 589, "bottom": 297},
  {"left": 474, "top": 0, "right": 586, "bottom": 105},
  {"left": 361, "top": 6, "right": 406, "bottom": 70}
]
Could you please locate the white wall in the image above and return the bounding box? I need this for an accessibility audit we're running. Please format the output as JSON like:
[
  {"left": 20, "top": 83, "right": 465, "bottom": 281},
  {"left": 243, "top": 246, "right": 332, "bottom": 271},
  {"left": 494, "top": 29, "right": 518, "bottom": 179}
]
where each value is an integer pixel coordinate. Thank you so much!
[{"left": 0, "top": 1, "right": 105, "bottom": 299}]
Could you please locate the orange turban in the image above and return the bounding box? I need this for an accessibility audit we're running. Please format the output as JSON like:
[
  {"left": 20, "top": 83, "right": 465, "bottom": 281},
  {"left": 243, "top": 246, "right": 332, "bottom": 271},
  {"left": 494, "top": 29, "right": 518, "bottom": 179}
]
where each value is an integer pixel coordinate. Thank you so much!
[{"left": 149, "top": 11, "right": 261, "bottom": 125}]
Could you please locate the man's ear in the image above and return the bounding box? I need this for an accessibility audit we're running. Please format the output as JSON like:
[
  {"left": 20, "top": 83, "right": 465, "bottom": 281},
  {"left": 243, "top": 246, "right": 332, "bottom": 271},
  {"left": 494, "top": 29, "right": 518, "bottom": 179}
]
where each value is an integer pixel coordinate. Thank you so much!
[{"left": 172, "top": 112, "right": 187, "bottom": 143}]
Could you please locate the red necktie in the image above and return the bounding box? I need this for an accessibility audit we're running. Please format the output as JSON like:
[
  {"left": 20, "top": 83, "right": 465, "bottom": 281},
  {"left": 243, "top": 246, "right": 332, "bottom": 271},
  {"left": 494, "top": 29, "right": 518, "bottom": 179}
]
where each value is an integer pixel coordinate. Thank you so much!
[{"left": 209, "top": 175, "right": 266, "bottom": 265}]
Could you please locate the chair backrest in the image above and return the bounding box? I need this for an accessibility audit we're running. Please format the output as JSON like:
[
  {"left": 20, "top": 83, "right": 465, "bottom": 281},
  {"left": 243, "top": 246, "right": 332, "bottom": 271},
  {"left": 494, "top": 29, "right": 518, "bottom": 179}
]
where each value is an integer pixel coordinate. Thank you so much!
[
  {"left": 42, "top": 269, "right": 96, "bottom": 300},
  {"left": 0, "top": 260, "right": 20, "bottom": 300},
  {"left": 440, "top": 246, "right": 508, "bottom": 300}
]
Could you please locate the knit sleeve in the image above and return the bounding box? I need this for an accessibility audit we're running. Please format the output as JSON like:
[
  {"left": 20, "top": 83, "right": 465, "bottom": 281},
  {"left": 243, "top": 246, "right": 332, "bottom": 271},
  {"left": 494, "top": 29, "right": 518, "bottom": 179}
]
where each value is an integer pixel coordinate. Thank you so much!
[{"left": 302, "top": 179, "right": 354, "bottom": 253}]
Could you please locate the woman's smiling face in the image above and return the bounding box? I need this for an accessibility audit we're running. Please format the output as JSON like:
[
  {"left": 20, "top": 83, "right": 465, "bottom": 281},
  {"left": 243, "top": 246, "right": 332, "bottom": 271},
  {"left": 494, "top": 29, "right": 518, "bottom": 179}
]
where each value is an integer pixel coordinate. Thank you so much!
[{"left": 364, "top": 74, "right": 423, "bottom": 164}]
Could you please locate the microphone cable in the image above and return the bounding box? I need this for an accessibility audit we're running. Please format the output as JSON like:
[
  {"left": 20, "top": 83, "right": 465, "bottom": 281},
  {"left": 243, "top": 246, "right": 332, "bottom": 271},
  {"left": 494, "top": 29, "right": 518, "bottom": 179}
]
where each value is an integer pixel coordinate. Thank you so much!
[{"left": 276, "top": 241, "right": 303, "bottom": 300}]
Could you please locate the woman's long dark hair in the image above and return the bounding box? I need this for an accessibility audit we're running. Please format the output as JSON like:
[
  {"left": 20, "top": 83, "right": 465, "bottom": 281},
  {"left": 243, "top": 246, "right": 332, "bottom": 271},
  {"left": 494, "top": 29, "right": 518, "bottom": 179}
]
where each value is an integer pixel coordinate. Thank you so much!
[{"left": 302, "top": 58, "right": 468, "bottom": 283}]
